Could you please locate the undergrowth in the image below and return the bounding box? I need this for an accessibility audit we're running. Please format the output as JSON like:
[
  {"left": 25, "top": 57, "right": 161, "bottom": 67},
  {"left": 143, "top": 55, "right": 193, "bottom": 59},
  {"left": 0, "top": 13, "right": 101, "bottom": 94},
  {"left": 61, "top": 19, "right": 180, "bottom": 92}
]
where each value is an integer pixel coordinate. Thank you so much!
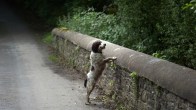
[{"left": 42, "top": 33, "right": 53, "bottom": 45}]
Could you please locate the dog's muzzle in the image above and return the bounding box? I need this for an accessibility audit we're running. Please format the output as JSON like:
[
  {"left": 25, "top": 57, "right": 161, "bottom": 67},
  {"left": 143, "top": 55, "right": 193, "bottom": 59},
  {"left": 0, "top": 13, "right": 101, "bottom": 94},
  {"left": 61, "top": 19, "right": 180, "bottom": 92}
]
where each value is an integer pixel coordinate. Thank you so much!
[{"left": 101, "top": 43, "right": 106, "bottom": 49}]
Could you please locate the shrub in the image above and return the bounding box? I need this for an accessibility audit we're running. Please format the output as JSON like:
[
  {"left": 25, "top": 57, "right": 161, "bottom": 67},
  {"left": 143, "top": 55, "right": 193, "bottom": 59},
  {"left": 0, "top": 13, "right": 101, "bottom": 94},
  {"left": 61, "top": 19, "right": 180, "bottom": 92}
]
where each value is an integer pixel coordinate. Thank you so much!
[
  {"left": 42, "top": 33, "right": 53, "bottom": 44},
  {"left": 17, "top": 0, "right": 196, "bottom": 69},
  {"left": 58, "top": 10, "right": 128, "bottom": 46},
  {"left": 114, "top": 0, "right": 196, "bottom": 69},
  {"left": 59, "top": 0, "right": 196, "bottom": 69}
]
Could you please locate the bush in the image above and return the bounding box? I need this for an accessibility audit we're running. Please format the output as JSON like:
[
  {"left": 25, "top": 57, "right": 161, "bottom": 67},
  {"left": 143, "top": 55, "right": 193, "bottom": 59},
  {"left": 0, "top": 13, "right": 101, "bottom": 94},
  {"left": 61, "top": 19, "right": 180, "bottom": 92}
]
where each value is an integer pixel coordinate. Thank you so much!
[
  {"left": 42, "top": 33, "right": 53, "bottom": 44},
  {"left": 58, "top": 10, "right": 127, "bottom": 46},
  {"left": 114, "top": 0, "right": 196, "bottom": 69},
  {"left": 16, "top": 0, "right": 196, "bottom": 69},
  {"left": 59, "top": 0, "right": 196, "bottom": 69}
]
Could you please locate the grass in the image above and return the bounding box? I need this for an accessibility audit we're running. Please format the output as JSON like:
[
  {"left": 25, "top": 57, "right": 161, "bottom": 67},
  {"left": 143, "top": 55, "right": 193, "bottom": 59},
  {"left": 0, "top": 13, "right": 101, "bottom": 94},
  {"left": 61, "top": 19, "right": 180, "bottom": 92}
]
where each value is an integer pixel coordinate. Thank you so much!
[
  {"left": 48, "top": 54, "right": 58, "bottom": 62},
  {"left": 42, "top": 33, "right": 53, "bottom": 44}
]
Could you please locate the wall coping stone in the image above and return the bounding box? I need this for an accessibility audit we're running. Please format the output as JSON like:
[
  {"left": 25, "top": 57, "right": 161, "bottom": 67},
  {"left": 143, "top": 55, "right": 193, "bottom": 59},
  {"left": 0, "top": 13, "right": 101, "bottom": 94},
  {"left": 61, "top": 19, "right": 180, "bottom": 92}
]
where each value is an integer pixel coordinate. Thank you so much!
[{"left": 52, "top": 28, "right": 196, "bottom": 104}]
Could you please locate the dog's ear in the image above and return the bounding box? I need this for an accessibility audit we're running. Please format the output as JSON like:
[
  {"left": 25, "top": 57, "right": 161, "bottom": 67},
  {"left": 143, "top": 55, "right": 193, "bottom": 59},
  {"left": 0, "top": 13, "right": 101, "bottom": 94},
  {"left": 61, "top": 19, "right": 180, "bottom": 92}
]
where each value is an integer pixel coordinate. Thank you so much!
[{"left": 92, "top": 40, "right": 101, "bottom": 53}]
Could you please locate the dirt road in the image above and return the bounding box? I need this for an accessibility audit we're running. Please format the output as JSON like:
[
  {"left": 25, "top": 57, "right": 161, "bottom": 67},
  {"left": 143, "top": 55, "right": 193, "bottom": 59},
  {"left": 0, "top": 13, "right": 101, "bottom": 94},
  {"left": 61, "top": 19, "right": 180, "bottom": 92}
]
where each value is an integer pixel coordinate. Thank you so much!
[{"left": 0, "top": 1, "right": 106, "bottom": 110}]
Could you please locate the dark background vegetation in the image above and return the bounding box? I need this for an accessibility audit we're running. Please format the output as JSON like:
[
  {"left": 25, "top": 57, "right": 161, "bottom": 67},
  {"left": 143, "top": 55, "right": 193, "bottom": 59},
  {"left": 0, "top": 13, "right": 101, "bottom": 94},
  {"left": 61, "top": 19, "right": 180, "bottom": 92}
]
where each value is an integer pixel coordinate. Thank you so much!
[{"left": 9, "top": 0, "right": 196, "bottom": 69}]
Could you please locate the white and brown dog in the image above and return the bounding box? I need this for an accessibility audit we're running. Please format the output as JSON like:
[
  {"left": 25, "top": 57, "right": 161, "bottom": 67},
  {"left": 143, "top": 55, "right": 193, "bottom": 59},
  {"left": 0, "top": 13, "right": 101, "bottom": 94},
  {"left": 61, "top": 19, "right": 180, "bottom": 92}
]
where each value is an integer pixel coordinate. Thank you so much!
[{"left": 84, "top": 40, "right": 117, "bottom": 105}]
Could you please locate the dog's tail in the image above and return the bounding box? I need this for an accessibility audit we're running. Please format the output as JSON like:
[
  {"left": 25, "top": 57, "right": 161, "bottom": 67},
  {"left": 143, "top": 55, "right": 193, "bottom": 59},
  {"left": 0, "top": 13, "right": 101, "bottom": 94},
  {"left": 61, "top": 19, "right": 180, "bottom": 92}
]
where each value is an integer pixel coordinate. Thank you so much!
[{"left": 84, "top": 79, "right": 87, "bottom": 88}]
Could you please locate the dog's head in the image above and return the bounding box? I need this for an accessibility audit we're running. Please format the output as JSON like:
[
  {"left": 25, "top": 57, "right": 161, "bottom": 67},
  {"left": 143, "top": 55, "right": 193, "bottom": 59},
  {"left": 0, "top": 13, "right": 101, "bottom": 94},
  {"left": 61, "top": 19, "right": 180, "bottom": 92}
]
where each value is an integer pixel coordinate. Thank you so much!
[{"left": 91, "top": 40, "right": 106, "bottom": 53}]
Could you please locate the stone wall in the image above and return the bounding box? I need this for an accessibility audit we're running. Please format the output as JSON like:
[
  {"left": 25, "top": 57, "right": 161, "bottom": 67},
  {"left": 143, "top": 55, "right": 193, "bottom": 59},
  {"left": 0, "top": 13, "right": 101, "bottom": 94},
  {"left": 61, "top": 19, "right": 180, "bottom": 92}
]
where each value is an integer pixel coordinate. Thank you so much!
[{"left": 52, "top": 28, "right": 196, "bottom": 110}]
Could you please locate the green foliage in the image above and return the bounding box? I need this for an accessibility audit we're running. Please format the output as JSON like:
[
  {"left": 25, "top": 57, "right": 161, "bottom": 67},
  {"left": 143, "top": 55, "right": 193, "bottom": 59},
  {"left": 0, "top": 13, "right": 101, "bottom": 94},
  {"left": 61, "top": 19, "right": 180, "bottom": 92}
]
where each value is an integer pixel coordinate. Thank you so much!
[
  {"left": 152, "top": 52, "right": 166, "bottom": 59},
  {"left": 17, "top": 0, "right": 113, "bottom": 25},
  {"left": 58, "top": 10, "right": 127, "bottom": 46},
  {"left": 16, "top": 0, "right": 196, "bottom": 69},
  {"left": 183, "top": 0, "right": 196, "bottom": 13},
  {"left": 114, "top": 0, "right": 196, "bottom": 69},
  {"left": 155, "top": 0, "right": 196, "bottom": 69},
  {"left": 48, "top": 54, "right": 58, "bottom": 62},
  {"left": 116, "top": 103, "right": 126, "bottom": 110},
  {"left": 42, "top": 33, "right": 53, "bottom": 44},
  {"left": 58, "top": 0, "right": 196, "bottom": 69},
  {"left": 130, "top": 72, "right": 138, "bottom": 79}
]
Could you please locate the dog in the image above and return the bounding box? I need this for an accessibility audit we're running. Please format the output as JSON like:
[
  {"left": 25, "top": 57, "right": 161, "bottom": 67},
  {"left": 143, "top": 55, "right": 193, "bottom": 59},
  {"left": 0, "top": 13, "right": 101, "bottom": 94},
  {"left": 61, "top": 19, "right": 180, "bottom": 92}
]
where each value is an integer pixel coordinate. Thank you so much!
[{"left": 84, "top": 40, "right": 117, "bottom": 105}]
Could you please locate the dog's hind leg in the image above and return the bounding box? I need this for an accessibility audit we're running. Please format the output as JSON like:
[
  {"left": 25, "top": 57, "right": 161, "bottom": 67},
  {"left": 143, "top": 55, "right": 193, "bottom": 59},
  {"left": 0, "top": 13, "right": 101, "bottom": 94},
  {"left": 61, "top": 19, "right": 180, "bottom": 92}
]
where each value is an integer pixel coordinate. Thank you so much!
[{"left": 85, "top": 79, "right": 96, "bottom": 105}]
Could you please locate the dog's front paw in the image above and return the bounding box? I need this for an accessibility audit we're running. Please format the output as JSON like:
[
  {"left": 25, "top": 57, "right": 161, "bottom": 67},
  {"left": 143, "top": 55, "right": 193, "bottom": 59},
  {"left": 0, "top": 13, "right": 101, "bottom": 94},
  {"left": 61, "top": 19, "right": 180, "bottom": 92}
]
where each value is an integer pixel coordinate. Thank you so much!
[{"left": 112, "top": 57, "right": 117, "bottom": 60}]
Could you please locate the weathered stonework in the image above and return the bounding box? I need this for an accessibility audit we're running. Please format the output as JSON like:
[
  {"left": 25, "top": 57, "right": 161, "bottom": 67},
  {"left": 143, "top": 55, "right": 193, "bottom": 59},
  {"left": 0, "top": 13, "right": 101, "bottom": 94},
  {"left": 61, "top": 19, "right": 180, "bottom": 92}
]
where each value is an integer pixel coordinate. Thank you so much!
[
  {"left": 54, "top": 37, "right": 90, "bottom": 74},
  {"left": 52, "top": 28, "right": 196, "bottom": 110}
]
